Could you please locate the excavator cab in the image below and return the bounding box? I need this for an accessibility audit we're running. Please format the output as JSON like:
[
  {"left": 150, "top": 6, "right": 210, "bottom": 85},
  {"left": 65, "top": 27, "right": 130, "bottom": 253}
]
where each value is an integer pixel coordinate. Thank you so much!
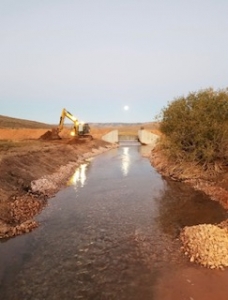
[{"left": 79, "top": 123, "right": 90, "bottom": 135}]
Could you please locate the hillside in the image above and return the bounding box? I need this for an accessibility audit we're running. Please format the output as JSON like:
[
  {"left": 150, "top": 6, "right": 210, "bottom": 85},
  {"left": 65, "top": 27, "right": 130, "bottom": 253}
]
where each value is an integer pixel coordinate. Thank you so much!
[{"left": 0, "top": 115, "right": 53, "bottom": 129}]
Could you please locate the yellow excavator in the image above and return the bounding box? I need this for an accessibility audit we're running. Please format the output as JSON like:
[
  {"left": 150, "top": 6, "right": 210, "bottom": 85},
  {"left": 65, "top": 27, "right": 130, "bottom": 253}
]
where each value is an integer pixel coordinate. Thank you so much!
[{"left": 51, "top": 108, "right": 92, "bottom": 139}]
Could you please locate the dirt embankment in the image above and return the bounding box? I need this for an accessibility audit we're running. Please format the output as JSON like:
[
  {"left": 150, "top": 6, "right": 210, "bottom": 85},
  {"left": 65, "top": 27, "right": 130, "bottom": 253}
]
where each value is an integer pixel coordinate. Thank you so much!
[
  {"left": 150, "top": 146, "right": 228, "bottom": 269},
  {"left": 0, "top": 132, "right": 117, "bottom": 239}
]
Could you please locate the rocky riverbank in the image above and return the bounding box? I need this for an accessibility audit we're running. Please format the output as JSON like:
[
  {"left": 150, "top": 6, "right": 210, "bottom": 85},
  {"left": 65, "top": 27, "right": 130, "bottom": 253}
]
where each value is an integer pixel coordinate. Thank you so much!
[{"left": 150, "top": 146, "right": 228, "bottom": 269}]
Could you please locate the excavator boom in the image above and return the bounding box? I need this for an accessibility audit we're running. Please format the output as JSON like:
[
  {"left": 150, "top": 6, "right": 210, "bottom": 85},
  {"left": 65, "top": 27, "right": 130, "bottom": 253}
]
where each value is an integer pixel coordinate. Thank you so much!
[{"left": 58, "top": 108, "right": 79, "bottom": 135}]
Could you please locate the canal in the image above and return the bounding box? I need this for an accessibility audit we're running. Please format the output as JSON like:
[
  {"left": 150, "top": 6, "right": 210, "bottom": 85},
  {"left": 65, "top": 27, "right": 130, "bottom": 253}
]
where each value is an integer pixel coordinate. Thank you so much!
[{"left": 0, "top": 143, "right": 228, "bottom": 299}]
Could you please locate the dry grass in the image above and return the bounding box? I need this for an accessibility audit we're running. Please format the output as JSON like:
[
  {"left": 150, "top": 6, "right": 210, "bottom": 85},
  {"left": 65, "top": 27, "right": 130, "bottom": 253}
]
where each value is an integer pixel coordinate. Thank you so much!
[{"left": 0, "top": 128, "right": 50, "bottom": 140}]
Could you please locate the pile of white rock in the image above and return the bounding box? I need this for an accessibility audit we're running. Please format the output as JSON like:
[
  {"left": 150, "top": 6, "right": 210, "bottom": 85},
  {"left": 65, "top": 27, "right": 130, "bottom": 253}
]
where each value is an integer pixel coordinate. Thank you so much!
[{"left": 180, "top": 223, "right": 228, "bottom": 269}]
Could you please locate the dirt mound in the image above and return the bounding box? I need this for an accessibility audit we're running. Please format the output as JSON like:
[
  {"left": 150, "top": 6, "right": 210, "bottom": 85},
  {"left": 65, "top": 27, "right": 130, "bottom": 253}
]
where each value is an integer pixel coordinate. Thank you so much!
[{"left": 39, "top": 130, "right": 61, "bottom": 140}]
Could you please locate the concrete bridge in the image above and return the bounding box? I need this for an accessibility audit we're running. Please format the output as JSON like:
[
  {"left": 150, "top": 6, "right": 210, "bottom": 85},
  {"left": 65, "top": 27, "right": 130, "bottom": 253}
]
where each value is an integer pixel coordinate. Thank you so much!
[{"left": 102, "top": 130, "right": 159, "bottom": 147}]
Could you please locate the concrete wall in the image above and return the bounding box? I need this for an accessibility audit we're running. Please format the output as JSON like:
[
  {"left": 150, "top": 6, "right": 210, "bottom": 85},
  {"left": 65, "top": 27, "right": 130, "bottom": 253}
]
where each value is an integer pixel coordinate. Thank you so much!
[
  {"left": 138, "top": 130, "right": 160, "bottom": 147},
  {"left": 102, "top": 130, "right": 119, "bottom": 144}
]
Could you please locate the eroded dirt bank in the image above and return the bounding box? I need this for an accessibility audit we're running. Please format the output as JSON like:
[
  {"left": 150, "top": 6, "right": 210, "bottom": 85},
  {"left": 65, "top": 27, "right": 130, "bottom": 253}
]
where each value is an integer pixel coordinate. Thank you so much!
[
  {"left": 0, "top": 138, "right": 117, "bottom": 238},
  {"left": 150, "top": 146, "right": 228, "bottom": 269}
]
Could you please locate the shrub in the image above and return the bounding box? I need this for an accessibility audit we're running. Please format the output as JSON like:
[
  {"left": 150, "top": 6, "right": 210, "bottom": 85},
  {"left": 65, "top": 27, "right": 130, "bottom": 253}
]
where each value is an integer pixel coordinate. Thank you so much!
[{"left": 160, "top": 88, "right": 228, "bottom": 165}]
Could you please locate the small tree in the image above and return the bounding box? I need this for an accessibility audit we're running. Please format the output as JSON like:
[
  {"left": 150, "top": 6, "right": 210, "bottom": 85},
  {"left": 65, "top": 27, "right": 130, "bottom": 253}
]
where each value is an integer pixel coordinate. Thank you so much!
[{"left": 160, "top": 88, "right": 228, "bottom": 165}]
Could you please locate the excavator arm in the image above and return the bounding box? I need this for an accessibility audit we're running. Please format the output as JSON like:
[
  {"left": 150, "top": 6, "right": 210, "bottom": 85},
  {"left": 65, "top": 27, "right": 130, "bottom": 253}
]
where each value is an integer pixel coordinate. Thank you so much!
[{"left": 58, "top": 108, "right": 79, "bottom": 135}]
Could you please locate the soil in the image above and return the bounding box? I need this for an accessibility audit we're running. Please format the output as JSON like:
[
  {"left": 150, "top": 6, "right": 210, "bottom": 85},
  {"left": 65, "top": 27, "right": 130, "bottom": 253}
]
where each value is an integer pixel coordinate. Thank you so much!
[{"left": 0, "top": 128, "right": 116, "bottom": 238}]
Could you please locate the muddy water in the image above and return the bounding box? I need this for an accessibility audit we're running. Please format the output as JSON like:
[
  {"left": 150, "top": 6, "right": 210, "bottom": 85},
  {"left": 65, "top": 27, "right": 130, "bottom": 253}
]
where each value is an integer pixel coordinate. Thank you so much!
[{"left": 0, "top": 144, "right": 228, "bottom": 300}]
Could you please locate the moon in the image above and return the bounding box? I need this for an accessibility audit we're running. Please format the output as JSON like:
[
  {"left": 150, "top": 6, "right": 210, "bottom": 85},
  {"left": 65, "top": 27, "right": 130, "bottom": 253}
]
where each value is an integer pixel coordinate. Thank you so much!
[{"left": 124, "top": 105, "right": 129, "bottom": 111}]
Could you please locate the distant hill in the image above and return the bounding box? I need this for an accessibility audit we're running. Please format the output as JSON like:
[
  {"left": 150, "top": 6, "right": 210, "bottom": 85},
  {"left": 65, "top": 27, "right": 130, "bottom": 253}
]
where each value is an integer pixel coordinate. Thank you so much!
[
  {"left": 0, "top": 115, "right": 53, "bottom": 129},
  {"left": 0, "top": 115, "right": 159, "bottom": 130},
  {"left": 89, "top": 122, "right": 145, "bottom": 127}
]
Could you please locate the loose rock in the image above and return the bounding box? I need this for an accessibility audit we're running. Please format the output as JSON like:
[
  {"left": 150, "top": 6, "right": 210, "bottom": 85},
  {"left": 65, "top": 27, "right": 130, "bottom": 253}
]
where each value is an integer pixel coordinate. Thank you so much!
[{"left": 180, "top": 223, "right": 228, "bottom": 269}]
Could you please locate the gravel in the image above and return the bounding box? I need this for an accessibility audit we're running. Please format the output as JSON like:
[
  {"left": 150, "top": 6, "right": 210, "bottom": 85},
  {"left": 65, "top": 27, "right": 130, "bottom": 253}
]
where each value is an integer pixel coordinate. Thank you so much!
[{"left": 180, "top": 223, "right": 228, "bottom": 269}]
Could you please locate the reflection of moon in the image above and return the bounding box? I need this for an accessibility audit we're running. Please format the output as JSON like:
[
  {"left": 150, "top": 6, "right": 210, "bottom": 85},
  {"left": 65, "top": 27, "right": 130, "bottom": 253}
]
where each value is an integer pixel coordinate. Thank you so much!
[
  {"left": 124, "top": 105, "right": 129, "bottom": 111},
  {"left": 68, "top": 163, "right": 88, "bottom": 189},
  {"left": 121, "top": 147, "right": 130, "bottom": 176}
]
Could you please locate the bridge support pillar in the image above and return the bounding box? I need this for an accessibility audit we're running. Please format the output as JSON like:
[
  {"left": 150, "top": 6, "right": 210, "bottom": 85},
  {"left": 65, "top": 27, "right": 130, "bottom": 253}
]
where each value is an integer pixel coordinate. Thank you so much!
[
  {"left": 102, "top": 130, "right": 119, "bottom": 143},
  {"left": 138, "top": 130, "right": 159, "bottom": 147}
]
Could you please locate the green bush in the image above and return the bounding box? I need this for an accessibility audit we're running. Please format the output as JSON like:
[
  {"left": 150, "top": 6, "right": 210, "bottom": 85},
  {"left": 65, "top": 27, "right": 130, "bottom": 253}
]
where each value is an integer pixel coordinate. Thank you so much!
[{"left": 160, "top": 88, "right": 228, "bottom": 165}]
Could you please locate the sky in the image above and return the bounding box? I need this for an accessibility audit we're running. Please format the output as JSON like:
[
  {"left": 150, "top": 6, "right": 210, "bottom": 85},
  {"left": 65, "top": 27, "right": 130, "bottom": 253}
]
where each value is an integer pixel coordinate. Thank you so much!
[{"left": 0, "top": 0, "right": 228, "bottom": 124}]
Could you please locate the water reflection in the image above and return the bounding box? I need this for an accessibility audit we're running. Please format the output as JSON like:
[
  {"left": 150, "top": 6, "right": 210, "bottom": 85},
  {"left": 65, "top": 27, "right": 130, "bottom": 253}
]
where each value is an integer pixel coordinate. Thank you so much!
[
  {"left": 121, "top": 147, "right": 131, "bottom": 176},
  {"left": 68, "top": 163, "right": 88, "bottom": 189},
  {"left": 155, "top": 179, "right": 227, "bottom": 237}
]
